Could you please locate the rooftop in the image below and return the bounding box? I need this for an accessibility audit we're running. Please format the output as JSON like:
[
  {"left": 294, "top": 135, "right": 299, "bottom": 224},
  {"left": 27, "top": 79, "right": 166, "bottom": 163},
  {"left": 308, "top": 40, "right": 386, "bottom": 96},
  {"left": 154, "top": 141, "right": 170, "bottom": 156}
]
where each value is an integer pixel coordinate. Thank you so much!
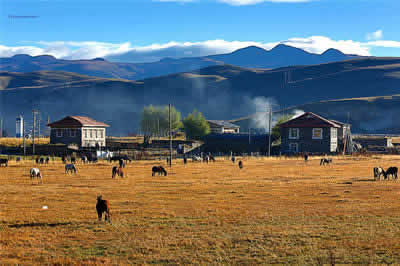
[
  {"left": 279, "top": 112, "right": 343, "bottom": 128},
  {"left": 47, "top": 116, "right": 110, "bottom": 128},
  {"left": 207, "top": 120, "right": 240, "bottom": 129}
]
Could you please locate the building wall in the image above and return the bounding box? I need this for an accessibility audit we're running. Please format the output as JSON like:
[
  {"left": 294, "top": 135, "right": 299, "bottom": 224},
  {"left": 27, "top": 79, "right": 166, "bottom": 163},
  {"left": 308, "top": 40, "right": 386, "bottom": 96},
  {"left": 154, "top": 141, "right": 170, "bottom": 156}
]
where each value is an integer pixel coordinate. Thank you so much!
[
  {"left": 50, "top": 127, "right": 106, "bottom": 147},
  {"left": 81, "top": 127, "right": 106, "bottom": 147},
  {"left": 281, "top": 127, "right": 337, "bottom": 154},
  {"left": 50, "top": 128, "right": 82, "bottom": 146}
]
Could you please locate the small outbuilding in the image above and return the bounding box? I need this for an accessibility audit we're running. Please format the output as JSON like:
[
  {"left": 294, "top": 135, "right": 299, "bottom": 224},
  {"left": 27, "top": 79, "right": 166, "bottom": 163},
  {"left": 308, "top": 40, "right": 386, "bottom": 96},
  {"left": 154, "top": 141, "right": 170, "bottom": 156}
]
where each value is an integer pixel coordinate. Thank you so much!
[
  {"left": 207, "top": 120, "right": 240, "bottom": 134},
  {"left": 47, "top": 116, "right": 109, "bottom": 148},
  {"left": 280, "top": 112, "right": 349, "bottom": 154}
]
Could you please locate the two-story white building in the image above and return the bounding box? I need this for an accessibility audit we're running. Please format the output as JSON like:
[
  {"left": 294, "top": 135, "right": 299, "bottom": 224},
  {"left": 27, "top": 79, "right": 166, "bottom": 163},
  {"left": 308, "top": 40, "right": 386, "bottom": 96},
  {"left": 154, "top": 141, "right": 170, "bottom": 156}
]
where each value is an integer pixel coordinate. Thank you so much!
[{"left": 47, "top": 116, "right": 109, "bottom": 148}]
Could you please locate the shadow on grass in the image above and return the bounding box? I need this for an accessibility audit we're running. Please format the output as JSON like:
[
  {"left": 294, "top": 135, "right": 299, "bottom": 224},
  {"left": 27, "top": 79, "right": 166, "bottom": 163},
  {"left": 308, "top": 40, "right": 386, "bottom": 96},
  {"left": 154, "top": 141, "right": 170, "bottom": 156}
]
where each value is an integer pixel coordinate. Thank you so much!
[
  {"left": 352, "top": 178, "right": 375, "bottom": 182},
  {"left": 9, "top": 222, "right": 72, "bottom": 228}
]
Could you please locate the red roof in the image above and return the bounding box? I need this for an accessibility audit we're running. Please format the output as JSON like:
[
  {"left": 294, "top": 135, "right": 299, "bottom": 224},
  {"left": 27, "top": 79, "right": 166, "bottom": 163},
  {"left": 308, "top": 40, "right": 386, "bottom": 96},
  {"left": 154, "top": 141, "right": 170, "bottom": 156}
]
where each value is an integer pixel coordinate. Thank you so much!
[
  {"left": 47, "top": 116, "right": 110, "bottom": 128},
  {"left": 279, "top": 112, "right": 341, "bottom": 128}
]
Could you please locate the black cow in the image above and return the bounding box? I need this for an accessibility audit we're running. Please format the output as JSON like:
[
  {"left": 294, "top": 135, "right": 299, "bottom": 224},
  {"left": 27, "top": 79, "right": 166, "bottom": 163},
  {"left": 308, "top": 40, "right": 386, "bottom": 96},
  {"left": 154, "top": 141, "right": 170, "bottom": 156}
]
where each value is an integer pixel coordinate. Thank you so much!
[{"left": 238, "top": 161, "right": 243, "bottom": 169}]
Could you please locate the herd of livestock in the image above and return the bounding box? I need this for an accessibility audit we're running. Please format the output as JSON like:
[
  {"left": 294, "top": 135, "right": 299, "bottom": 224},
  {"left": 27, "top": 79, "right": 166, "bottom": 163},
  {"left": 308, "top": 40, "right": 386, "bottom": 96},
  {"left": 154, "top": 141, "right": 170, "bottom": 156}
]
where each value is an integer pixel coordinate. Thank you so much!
[{"left": 2, "top": 153, "right": 399, "bottom": 223}]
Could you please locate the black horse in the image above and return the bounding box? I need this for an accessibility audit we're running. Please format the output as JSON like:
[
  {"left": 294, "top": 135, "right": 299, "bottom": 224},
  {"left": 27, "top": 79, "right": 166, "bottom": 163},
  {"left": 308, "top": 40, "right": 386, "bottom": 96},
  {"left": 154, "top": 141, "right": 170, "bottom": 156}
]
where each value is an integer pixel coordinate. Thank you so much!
[
  {"left": 385, "top": 167, "right": 398, "bottom": 180},
  {"left": 96, "top": 196, "right": 111, "bottom": 223},
  {"left": 152, "top": 166, "right": 167, "bottom": 176}
]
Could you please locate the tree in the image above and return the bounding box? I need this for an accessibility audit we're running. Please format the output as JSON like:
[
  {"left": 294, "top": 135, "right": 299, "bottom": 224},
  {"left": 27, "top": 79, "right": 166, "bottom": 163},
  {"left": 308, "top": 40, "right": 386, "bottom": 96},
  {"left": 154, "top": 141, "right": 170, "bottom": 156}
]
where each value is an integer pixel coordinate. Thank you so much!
[
  {"left": 272, "top": 114, "right": 292, "bottom": 140},
  {"left": 183, "top": 110, "right": 210, "bottom": 140},
  {"left": 140, "top": 105, "right": 182, "bottom": 136}
]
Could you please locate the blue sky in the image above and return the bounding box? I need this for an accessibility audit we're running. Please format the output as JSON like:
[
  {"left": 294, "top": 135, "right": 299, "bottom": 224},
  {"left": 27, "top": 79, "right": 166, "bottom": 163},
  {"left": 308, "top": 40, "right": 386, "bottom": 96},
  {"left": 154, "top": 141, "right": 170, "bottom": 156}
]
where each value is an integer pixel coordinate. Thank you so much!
[{"left": 1, "top": 0, "right": 399, "bottom": 62}]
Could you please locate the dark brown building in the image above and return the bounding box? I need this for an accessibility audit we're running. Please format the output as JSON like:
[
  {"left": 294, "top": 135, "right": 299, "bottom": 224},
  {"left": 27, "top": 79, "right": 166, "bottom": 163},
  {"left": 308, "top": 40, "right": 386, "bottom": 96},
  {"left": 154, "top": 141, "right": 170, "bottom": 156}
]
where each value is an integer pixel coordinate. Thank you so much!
[
  {"left": 280, "top": 112, "right": 348, "bottom": 154},
  {"left": 47, "top": 116, "right": 109, "bottom": 148}
]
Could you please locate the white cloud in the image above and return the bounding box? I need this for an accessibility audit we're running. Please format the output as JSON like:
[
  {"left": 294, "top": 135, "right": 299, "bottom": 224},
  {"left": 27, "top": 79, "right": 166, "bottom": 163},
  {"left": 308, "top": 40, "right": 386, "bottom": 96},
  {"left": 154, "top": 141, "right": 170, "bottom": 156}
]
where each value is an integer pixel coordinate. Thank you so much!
[
  {"left": 365, "top": 40, "right": 400, "bottom": 48},
  {"left": 2, "top": 36, "right": 400, "bottom": 62},
  {"left": 366, "top": 30, "right": 383, "bottom": 41}
]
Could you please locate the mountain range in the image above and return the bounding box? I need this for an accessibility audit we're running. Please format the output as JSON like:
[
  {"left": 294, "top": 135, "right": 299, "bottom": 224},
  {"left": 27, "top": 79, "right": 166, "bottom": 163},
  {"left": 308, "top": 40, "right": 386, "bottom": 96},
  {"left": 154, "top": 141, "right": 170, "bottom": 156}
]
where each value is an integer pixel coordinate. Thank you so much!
[
  {"left": 0, "top": 44, "right": 357, "bottom": 81},
  {"left": 1, "top": 56, "right": 400, "bottom": 135}
]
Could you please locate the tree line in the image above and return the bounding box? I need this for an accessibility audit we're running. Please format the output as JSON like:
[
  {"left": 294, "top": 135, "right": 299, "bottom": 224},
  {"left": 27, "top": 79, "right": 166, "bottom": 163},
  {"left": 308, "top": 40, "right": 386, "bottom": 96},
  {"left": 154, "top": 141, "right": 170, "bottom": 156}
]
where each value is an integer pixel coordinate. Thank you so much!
[{"left": 140, "top": 105, "right": 210, "bottom": 140}]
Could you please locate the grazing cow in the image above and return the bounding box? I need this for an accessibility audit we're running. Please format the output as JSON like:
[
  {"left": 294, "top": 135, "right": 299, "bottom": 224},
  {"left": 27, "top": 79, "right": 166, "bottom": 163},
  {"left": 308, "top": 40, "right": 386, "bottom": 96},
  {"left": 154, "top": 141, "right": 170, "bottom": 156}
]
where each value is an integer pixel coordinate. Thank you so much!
[
  {"left": 39, "top": 157, "right": 44, "bottom": 164},
  {"left": 118, "top": 159, "right": 125, "bottom": 168},
  {"left": 71, "top": 157, "right": 76, "bottom": 164},
  {"left": 65, "top": 164, "right": 77, "bottom": 174},
  {"left": 183, "top": 157, "right": 187, "bottom": 164},
  {"left": 112, "top": 166, "right": 124, "bottom": 178},
  {"left": 30, "top": 168, "right": 42, "bottom": 180},
  {"left": 35, "top": 157, "right": 39, "bottom": 164},
  {"left": 320, "top": 158, "right": 332, "bottom": 166},
  {"left": 81, "top": 156, "right": 88, "bottom": 164},
  {"left": 203, "top": 155, "right": 209, "bottom": 164},
  {"left": 45, "top": 157, "right": 50, "bottom": 164},
  {"left": 385, "top": 167, "right": 398, "bottom": 180},
  {"left": 0, "top": 158, "right": 8, "bottom": 167},
  {"left": 96, "top": 195, "right": 111, "bottom": 223},
  {"left": 209, "top": 154, "right": 216, "bottom": 162},
  {"left": 152, "top": 166, "right": 167, "bottom": 176},
  {"left": 231, "top": 156, "right": 236, "bottom": 163},
  {"left": 238, "top": 161, "right": 243, "bottom": 169},
  {"left": 62, "top": 156, "right": 67, "bottom": 164},
  {"left": 373, "top": 167, "right": 386, "bottom": 180}
]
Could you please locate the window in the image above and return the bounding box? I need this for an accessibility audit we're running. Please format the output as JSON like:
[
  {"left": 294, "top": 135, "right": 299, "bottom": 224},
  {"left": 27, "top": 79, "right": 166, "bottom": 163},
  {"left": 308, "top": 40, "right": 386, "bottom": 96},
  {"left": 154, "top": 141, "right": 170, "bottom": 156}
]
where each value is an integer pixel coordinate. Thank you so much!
[
  {"left": 95, "top": 129, "right": 98, "bottom": 139},
  {"left": 289, "top": 128, "right": 299, "bottom": 139},
  {"left": 331, "top": 128, "right": 337, "bottom": 139},
  {"left": 289, "top": 143, "right": 298, "bottom": 152},
  {"left": 100, "top": 129, "right": 104, "bottom": 138},
  {"left": 56, "top": 129, "right": 63, "bottom": 137},
  {"left": 70, "top": 129, "right": 76, "bottom": 137},
  {"left": 89, "top": 129, "right": 93, "bottom": 138},
  {"left": 84, "top": 129, "right": 88, "bottom": 138},
  {"left": 312, "top": 128, "right": 323, "bottom": 139}
]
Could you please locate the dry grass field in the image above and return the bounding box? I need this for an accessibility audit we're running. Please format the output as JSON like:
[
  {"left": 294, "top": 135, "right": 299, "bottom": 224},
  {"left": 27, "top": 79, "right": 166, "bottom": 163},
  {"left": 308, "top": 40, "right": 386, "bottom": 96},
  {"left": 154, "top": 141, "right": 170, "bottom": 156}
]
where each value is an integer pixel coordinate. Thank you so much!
[
  {"left": 0, "top": 137, "right": 50, "bottom": 147},
  {"left": 2, "top": 155, "right": 400, "bottom": 264}
]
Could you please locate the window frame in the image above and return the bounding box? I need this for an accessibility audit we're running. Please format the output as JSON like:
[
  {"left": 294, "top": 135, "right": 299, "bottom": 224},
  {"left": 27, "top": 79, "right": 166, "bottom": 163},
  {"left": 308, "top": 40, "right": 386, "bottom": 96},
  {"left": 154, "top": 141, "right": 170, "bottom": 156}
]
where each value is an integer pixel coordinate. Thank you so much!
[
  {"left": 70, "top": 129, "right": 76, "bottom": 137},
  {"left": 312, "top": 128, "right": 323, "bottom": 139},
  {"left": 288, "top": 128, "right": 299, "bottom": 140},
  {"left": 56, "top": 129, "right": 63, "bottom": 137}
]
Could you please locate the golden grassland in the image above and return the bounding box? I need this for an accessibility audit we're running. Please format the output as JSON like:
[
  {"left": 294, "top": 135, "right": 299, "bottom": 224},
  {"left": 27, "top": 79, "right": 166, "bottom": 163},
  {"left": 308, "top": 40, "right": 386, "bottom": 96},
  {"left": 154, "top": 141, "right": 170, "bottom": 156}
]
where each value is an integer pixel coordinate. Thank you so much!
[
  {"left": 2, "top": 155, "right": 400, "bottom": 264},
  {"left": 0, "top": 137, "right": 50, "bottom": 147}
]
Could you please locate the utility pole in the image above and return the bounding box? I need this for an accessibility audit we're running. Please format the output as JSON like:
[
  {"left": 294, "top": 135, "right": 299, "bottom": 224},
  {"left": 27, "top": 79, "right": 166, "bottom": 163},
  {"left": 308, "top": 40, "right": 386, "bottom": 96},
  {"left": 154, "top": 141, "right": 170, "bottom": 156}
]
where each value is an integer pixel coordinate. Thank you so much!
[
  {"left": 23, "top": 119, "right": 26, "bottom": 158},
  {"left": 0, "top": 117, "right": 3, "bottom": 138},
  {"left": 47, "top": 115, "right": 50, "bottom": 137},
  {"left": 268, "top": 107, "right": 272, "bottom": 157},
  {"left": 169, "top": 104, "right": 172, "bottom": 167},
  {"left": 32, "top": 110, "right": 39, "bottom": 155},
  {"left": 38, "top": 112, "right": 41, "bottom": 139}
]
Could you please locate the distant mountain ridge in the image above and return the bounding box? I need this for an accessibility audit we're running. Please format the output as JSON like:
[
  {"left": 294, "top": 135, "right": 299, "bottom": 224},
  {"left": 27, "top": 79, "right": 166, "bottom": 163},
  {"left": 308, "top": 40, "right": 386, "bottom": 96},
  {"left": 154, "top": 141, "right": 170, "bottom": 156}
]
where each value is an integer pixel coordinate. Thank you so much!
[
  {"left": 0, "top": 56, "right": 399, "bottom": 135},
  {"left": 0, "top": 44, "right": 359, "bottom": 81}
]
